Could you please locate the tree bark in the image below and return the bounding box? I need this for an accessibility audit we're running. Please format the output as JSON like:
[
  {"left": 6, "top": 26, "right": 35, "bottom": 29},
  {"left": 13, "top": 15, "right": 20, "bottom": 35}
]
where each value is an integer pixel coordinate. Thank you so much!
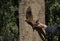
[{"left": 19, "top": 0, "right": 45, "bottom": 41}]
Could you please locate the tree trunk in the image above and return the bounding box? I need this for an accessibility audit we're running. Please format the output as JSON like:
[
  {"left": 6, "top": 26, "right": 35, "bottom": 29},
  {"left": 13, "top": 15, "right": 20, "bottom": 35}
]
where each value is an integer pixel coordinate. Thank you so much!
[{"left": 19, "top": 0, "right": 45, "bottom": 41}]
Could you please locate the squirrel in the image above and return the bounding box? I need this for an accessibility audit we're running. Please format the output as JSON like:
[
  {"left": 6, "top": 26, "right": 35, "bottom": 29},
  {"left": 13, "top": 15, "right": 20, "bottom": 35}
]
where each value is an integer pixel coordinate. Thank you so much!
[
  {"left": 25, "top": 7, "right": 37, "bottom": 28},
  {"left": 25, "top": 7, "right": 39, "bottom": 28}
]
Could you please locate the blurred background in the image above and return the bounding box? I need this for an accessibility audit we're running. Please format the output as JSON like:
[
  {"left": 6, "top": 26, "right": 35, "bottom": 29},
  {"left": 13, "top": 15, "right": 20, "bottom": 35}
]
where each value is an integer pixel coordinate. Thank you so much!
[
  {"left": 0, "top": 0, "right": 19, "bottom": 41},
  {"left": 0, "top": 0, "right": 60, "bottom": 41},
  {"left": 45, "top": 0, "right": 60, "bottom": 41}
]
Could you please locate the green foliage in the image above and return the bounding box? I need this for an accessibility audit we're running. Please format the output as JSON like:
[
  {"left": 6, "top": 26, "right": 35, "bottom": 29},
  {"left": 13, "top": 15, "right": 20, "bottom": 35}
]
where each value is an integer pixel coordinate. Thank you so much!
[
  {"left": 45, "top": 0, "right": 60, "bottom": 41},
  {"left": 0, "top": 0, "right": 18, "bottom": 41},
  {"left": 45, "top": 0, "right": 60, "bottom": 26}
]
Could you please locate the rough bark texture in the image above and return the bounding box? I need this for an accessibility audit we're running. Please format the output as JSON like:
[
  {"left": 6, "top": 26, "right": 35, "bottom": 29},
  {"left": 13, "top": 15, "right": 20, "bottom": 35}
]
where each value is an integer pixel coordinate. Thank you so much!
[{"left": 19, "top": 0, "right": 45, "bottom": 41}]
